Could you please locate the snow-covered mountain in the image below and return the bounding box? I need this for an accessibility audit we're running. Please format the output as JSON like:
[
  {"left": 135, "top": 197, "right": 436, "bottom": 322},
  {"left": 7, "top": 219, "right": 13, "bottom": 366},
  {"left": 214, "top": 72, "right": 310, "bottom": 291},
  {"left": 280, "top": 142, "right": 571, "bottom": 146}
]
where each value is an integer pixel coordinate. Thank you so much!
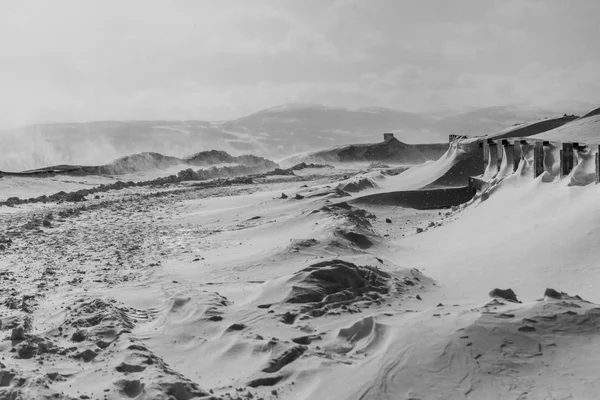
[{"left": 0, "top": 103, "right": 584, "bottom": 171}]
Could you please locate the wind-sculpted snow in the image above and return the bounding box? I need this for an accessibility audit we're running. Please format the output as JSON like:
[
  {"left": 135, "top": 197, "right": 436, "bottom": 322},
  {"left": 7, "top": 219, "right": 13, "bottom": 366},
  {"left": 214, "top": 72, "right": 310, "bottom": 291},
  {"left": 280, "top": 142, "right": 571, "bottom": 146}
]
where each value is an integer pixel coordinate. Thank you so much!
[
  {"left": 0, "top": 168, "right": 441, "bottom": 398},
  {"left": 177, "top": 161, "right": 282, "bottom": 182},
  {"left": 336, "top": 289, "right": 600, "bottom": 400},
  {"left": 284, "top": 260, "right": 392, "bottom": 304},
  {"left": 1, "top": 149, "right": 278, "bottom": 176},
  {"left": 339, "top": 177, "right": 378, "bottom": 193},
  {"left": 184, "top": 150, "right": 277, "bottom": 168},
  {"left": 5, "top": 113, "right": 600, "bottom": 400},
  {"left": 102, "top": 152, "right": 184, "bottom": 174}
]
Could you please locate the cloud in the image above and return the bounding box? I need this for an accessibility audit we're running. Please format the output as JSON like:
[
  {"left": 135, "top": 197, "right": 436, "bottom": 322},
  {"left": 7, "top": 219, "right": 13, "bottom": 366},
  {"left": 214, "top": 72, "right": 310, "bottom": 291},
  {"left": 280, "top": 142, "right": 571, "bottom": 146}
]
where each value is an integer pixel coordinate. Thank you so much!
[{"left": 0, "top": 0, "right": 597, "bottom": 128}]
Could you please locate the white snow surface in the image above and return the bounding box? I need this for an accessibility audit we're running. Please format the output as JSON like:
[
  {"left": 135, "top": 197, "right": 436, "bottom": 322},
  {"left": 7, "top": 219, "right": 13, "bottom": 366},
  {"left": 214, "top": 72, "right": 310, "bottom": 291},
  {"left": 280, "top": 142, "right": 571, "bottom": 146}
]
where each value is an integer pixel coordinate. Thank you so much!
[
  {"left": 531, "top": 114, "right": 600, "bottom": 144},
  {"left": 2, "top": 146, "right": 600, "bottom": 399}
]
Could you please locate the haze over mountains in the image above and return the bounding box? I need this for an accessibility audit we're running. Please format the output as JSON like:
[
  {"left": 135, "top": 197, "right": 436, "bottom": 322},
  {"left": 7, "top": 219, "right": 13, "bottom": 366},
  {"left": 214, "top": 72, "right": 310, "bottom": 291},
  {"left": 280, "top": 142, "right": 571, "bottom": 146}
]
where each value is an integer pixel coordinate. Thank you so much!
[{"left": 1, "top": 102, "right": 594, "bottom": 172}]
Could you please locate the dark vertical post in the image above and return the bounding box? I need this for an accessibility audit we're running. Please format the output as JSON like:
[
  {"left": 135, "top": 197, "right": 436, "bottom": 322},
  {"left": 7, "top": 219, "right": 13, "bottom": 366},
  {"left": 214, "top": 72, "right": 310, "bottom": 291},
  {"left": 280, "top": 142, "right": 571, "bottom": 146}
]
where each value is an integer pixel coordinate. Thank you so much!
[
  {"left": 486, "top": 140, "right": 499, "bottom": 178},
  {"left": 478, "top": 141, "right": 485, "bottom": 175},
  {"left": 572, "top": 142, "right": 580, "bottom": 167},
  {"left": 468, "top": 176, "right": 477, "bottom": 195},
  {"left": 513, "top": 140, "right": 522, "bottom": 172},
  {"left": 561, "top": 143, "right": 574, "bottom": 177},
  {"left": 482, "top": 140, "right": 489, "bottom": 165},
  {"left": 496, "top": 140, "right": 504, "bottom": 170},
  {"left": 501, "top": 141, "right": 514, "bottom": 175},
  {"left": 534, "top": 142, "right": 544, "bottom": 177},
  {"left": 596, "top": 145, "right": 600, "bottom": 184}
]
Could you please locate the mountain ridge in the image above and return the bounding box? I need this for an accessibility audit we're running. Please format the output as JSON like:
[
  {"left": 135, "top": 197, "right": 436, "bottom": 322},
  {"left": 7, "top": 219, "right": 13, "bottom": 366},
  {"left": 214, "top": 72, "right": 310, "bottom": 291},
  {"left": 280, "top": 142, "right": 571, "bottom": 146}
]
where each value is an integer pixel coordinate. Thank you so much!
[{"left": 1, "top": 103, "right": 588, "bottom": 171}]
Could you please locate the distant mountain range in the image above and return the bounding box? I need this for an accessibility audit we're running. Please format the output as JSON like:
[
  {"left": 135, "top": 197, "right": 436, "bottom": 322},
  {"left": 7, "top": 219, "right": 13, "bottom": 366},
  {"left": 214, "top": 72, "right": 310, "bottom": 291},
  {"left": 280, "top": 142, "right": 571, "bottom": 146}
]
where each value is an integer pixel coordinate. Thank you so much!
[{"left": 1, "top": 102, "right": 593, "bottom": 171}]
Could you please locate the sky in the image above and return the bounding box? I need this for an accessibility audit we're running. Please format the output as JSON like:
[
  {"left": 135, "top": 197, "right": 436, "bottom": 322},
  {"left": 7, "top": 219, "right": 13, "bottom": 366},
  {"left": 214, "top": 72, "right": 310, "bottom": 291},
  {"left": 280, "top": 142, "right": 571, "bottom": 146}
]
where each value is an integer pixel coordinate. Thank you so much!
[{"left": 0, "top": 0, "right": 598, "bottom": 127}]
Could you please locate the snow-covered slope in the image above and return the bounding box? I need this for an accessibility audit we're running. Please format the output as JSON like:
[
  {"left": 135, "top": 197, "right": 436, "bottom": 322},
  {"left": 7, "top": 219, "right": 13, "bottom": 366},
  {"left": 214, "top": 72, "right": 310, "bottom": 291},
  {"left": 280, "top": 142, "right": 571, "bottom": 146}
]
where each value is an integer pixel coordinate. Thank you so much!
[
  {"left": 530, "top": 107, "right": 600, "bottom": 144},
  {"left": 482, "top": 115, "right": 578, "bottom": 140},
  {"left": 431, "top": 105, "right": 569, "bottom": 136},
  {"left": 308, "top": 163, "right": 600, "bottom": 399}
]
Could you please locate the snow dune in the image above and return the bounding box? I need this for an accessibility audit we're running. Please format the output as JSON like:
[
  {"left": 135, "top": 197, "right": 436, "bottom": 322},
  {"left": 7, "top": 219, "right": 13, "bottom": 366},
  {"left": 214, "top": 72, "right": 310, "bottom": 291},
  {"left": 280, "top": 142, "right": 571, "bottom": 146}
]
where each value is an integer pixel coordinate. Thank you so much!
[{"left": 308, "top": 166, "right": 600, "bottom": 399}]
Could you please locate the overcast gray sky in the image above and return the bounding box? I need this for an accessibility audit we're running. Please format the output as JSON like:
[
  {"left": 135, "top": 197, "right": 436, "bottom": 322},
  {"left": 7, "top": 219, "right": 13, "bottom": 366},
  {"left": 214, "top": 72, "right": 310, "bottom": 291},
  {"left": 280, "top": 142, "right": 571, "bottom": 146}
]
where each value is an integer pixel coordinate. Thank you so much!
[{"left": 0, "top": 0, "right": 598, "bottom": 127}]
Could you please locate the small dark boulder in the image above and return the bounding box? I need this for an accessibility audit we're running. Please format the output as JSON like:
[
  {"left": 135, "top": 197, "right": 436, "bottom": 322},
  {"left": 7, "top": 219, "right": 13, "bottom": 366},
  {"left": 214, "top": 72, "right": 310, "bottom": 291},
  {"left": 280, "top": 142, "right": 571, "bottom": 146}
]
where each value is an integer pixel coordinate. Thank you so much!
[
  {"left": 5, "top": 197, "right": 22, "bottom": 207},
  {"left": 489, "top": 288, "right": 521, "bottom": 303},
  {"left": 291, "top": 336, "right": 311, "bottom": 345},
  {"left": 280, "top": 312, "right": 297, "bottom": 325},
  {"left": 71, "top": 329, "right": 88, "bottom": 342},
  {"left": 66, "top": 192, "right": 86, "bottom": 202},
  {"left": 518, "top": 325, "right": 536, "bottom": 333},
  {"left": 177, "top": 168, "right": 199, "bottom": 181},
  {"left": 247, "top": 375, "right": 285, "bottom": 388},
  {"left": 262, "top": 345, "right": 306, "bottom": 373},
  {"left": 73, "top": 349, "right": 98, "bottom": 362},
  {"left": 11, "top": 326, "right": 27, "bottom": 341},
  {"left": 335, "top": 188, "right": 351, "bottom": 197},
  {"left": 225, "top": 323, "right": 247, "bottom": 332},
  {"left": 544, "top": 288, "right": 563, "bottom": 299}
]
